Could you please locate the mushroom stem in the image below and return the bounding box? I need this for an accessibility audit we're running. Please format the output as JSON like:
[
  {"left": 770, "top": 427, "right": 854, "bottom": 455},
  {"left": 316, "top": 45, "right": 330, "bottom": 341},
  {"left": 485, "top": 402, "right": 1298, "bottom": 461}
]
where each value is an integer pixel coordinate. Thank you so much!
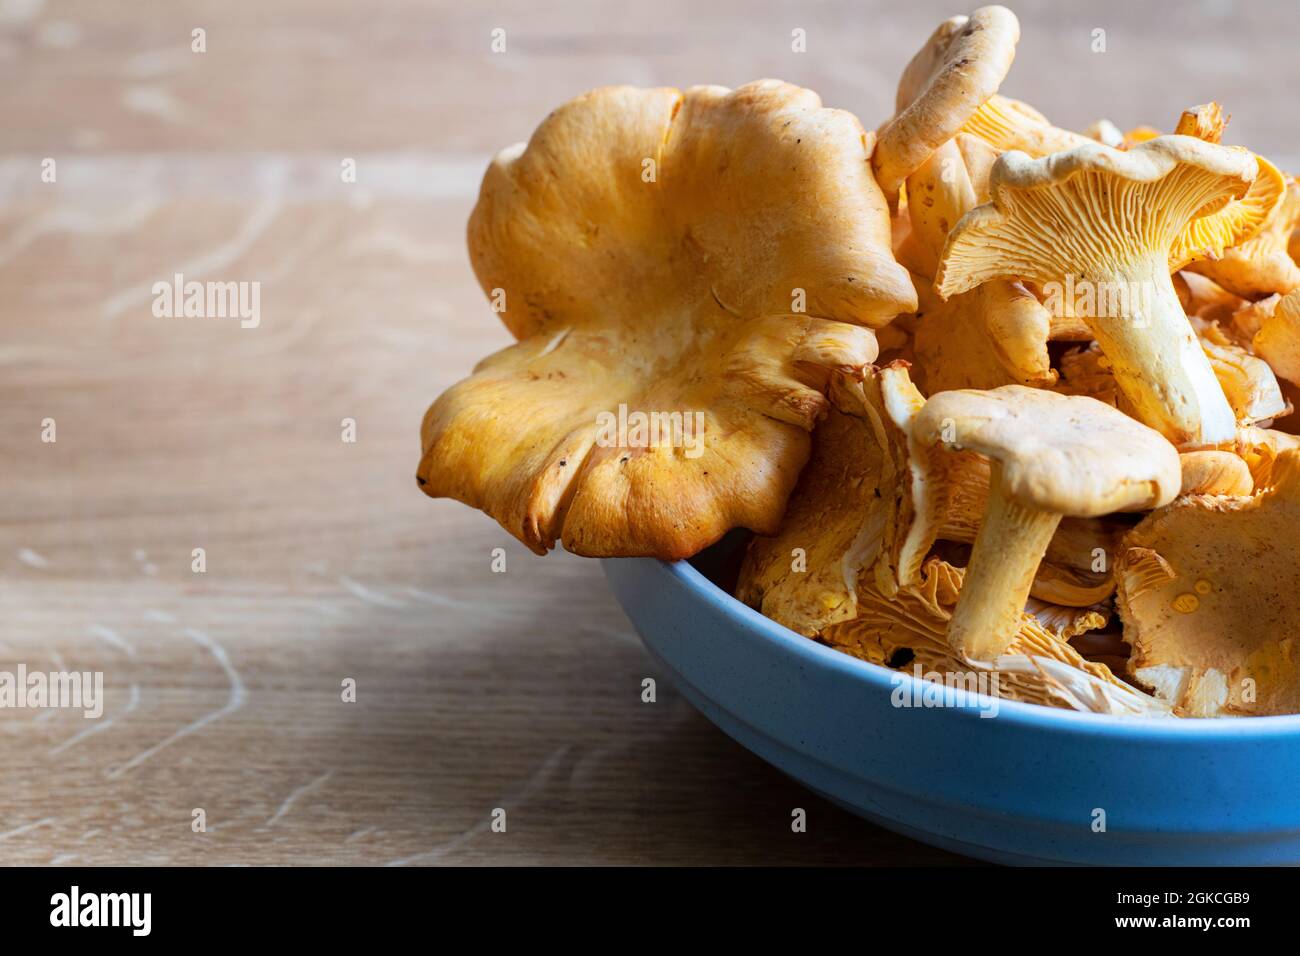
[
  {"left": 948, "top": 462, "right": 1062, "bottom": 661},
  {"left": 1080, "top": 259, "right": 1236, "bottom": 447}
]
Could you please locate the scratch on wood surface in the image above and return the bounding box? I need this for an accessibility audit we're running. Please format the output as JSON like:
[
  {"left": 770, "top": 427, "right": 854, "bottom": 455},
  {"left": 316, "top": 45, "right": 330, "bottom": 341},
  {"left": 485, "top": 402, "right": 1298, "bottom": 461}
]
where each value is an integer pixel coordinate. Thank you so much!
[
  {"left": 106, "top": 629, "right": 245, "bottom": 778},
  {"left": 0, "top": 818, "right": 55, "bottom": 842},
  {"left": 100, "top": 198, "right": 282, "bottom": 320},
  {"left": 17, "top": 548, "right": 48, "bottom": 569},
  {"left": 122, "top": 85, "right": 190, "bottom": 125},
  {"left": 50, "top": 683, "right": 140, "bottom": 755},
  {"left": 0, "top": 198, "right": 158, "bottom": 268},
  {"left": 403, "top": 586, "right": 476, "bottom": 609},
  {"left": 345, "top": 826, "right": 376, "bottom": 844},
  {"left": 263, "top": 770, "right": 335, "bottom": 829},
  {"left": 384, "top": 745, "right": 571, "bottom": 867},
  {"left": 339, "top": 576, "right": 407, "bottom": 609},
  {"left": 90, "top": 625, "right": 137, "bottom": 658}
]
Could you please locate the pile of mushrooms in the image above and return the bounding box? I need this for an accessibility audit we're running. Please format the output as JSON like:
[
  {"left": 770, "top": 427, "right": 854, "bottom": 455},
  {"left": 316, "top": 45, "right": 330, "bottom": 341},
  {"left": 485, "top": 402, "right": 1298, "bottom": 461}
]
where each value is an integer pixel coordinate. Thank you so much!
[{"left": 418, "top": 6, "right": 1300, "bottom": 717}]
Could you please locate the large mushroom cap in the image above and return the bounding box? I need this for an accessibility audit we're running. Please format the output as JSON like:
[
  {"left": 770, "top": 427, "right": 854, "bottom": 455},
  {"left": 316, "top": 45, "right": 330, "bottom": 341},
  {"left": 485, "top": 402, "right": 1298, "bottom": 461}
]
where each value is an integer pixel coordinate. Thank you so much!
[
  {"left": 912, "top": 386, "right": 1182, "bottom": 516},
  {"left": 873, "top": 5, "right": 1020, "bottom": 202},
  {"left": 937, "top": 136, "right": 1260, "bottom": 298},
  {"left": 419, "top": 81, "right": 915, "bottom": 558}
]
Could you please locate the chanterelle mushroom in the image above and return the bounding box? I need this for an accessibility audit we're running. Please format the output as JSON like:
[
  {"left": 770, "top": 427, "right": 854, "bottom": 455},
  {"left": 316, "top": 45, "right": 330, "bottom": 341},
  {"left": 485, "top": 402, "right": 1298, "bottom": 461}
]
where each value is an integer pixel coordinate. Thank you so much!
[
  {"left": 1187, "top": 163, "right": 1299, "bottom": 299},
  {"left": 1192, "top": 317, "right": 1291, "bottom": 425},
  {"left": 872, "top": 5, "right": 1019, "bottom": 204},
  {"left": 902, "top": 135, "right": 1056, "bottom": 389},
  {"left": 1179, "top": 450, "right": 1254, "bottom": 496},
  {"left": 1253, "top": 289, "right": 1300, "bottom": 386},
  {"left": 937, "top": 137, "right": 1266, "bottom": 447},
  {"left": 913, "top": 387, "right": 1181, "bottom": 661},
  {"left": 418, "top": 81, "right": 914, "bottom": 558},
  {"left": 734, "top": 392, "right": 884, "bottom": 636},
  {"left": 961, "top": 94, "right": 1092, "bottom": 156},
  {"left": 1116, "top": 449, "right": 1300, "bottom": 716},
  {"left": 822, "top": 558, "right": 1167, "bottom": 716}
]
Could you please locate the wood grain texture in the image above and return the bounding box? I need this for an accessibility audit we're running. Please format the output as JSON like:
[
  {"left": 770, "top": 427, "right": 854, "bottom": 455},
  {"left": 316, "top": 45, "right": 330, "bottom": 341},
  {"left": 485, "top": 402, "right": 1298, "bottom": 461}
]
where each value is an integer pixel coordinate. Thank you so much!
[{"left": 1, "top": 0, "right": 1292, "bottom": 865}]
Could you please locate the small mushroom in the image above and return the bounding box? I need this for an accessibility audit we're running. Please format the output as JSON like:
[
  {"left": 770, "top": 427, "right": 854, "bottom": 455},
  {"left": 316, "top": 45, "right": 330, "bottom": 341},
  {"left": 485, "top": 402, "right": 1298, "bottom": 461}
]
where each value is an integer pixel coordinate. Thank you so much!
[
  {"left": 1116, "top": 449, "right": 1300, "bottom": 715},
  {"left": 1236, "top": 425, "right": 1300, "bottom": 489},
  {"left": 901, "top": 135, "right": 1056, "bottom": 388},
  {"left": 961, "top": 94, "right": 1092, "bottom": 155},
  {"left": 912, "top": 280, "right": 1055, "bottom": 393},
  {"left": 1082, "top": 118, "right": 1126, "bottom": 148},
  {"left": 1188, "top": 166, "right": 1300, "bottom": 299},
  {"left": 1192, "top": 317, "right": 1292, "bottom": 425},
  {"left": 734, "top": 365, "right": 984, "bottom": 633},
  {"left": 1024, "top": 597, "right": 1111, "bottom": 642},
  {"left": 913, "top": 387, "right": 1181, "bottom": 661},
  {"left": 861, "top": 364, "right": 993, "bottom": 594},
  {"left": 822, "top": 558, "right": 1169, "bottom": 716},
  {"left": 1182, "top": 271, "right": 1248, "bottom": 325},
  {"left": 876, "top": 365, "right": 1133, "bottom": 607},
  {"left": 1052, "top": 342, "right": 1123, "bottom": 408},
  {"left": 1179, "top": 450, "right": 1255, "bottom": 496},
  {"left": 937, "top": 137, "right": 1266, "bottom": 446},
  {"left": 1252, "top": 288, "right": 1300, "bottom": 385},
  {"left": 1174, "top": 102, "right": 1229, "bottom": 144},
  {"left": 872, "top": 5, "right": 1020, "bottom": 204},
  {"left": 735, "top": 395, "right": 885, "bottom": 636}
]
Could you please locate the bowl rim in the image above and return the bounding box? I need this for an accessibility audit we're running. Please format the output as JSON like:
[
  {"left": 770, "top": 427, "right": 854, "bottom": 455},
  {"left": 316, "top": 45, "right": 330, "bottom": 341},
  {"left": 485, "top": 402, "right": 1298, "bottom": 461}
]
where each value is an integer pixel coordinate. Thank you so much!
[{"left": 652, "top": 554, "right": 1300, "bottom": 739}]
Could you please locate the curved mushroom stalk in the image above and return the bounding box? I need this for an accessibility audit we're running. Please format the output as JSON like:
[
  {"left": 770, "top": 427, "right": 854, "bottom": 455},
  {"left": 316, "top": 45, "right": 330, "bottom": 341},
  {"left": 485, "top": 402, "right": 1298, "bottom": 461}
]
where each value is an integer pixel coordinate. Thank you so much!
[
  {"left": 1082, "top": 118, "right": 1125, "bottom": 148},
  {"left": 949, "top": 461, "right": 1063, "bottom": 659},
  {"left": 1055, "top": 319, "right": 1290, "bottom": 428},
  {"left": 937, "top": 137, "right": 1268, "bottom": 447},
  {"left": 913, "top": 386, "right": 1181, "bottom": 662},
  {"left": 1088, "top": 261, "right": 1235, "bottom": 446}
]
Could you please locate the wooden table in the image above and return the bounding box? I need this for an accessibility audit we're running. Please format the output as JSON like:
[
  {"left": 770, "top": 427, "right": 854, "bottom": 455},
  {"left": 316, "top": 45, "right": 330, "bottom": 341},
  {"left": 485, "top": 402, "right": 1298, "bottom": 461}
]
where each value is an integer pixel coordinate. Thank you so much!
[{"left": 2, "top": 0, "right": 1294, "bottom": 866}]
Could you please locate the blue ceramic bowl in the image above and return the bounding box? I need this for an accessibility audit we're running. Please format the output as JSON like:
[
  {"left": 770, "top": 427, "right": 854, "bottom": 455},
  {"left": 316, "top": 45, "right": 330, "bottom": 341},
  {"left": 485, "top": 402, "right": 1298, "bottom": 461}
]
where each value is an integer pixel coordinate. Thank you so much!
[{"left": 602, "top": 534, "right": 1300, "bottom": 865}]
